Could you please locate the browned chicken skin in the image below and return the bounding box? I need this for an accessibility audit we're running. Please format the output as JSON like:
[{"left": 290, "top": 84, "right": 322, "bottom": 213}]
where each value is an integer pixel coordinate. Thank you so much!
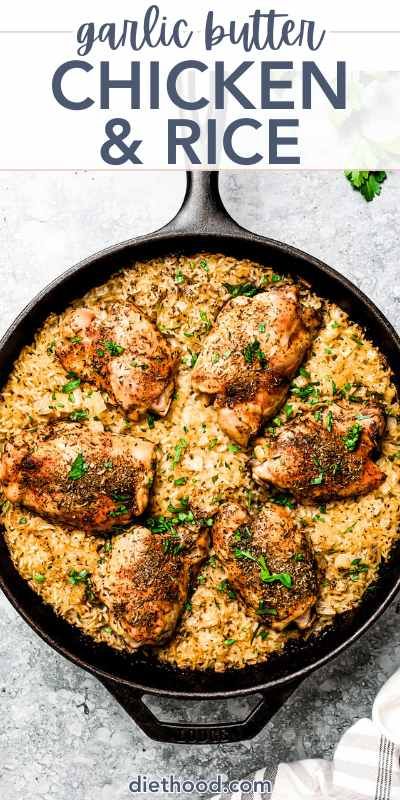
[
  {"left": 213, "top": 502, "right": 317, "bottom": 630},
  {"left": 191, "top": 284, "right": 320, "bottom": 446},
  {"left": 0, "top": 423, "right": 155, "bottom": 533},
  {"left": 252, "top": 402, "right": 386, "bottom": 502},
  {"left": 95, "top": 524, "right": 209, "bottom": 648},
  {"left": 57, "top": 302, "right": 179, "bottom": 420}
]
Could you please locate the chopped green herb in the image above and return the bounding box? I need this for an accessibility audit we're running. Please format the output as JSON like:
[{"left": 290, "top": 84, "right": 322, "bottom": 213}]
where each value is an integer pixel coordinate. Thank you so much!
[
  {"left": 217, "top": 579, "right": 237, "bottom": 600},
  {"left": 47, "top": 339, "right": 56, "bottom": 355},
  {"left": 283, "top": 404, "right": 294, "bottom": 418},
  {"left": 326, "top": 410, "right": 334, "bottom": 432},
  {"left": 172, "top": 438, "right": 188, "bottom": 467},
  {"left": 33, "top": 573, "right": 45, "bottom": 584},
  {"left": 174, "top": 270, "right": 185, "bottom": 285},
  {"left": 224, "top": 638, "right": 236, "bottom": 646},
  {"left": 271, "top": 273, "right": 282, "bottom": 282},
  {"left": 331, "top": 321, "right": 340, "bottom": 329},
  {"left": 174, "top": 477, "right": 188, "bottom": 486},
  {"left": 211, "top": 352, "right": 220, "bottom": 364},
  {"left": 299, "top": 367, "right": 311, "bottom": 379},
  {"left": 292, "top": 552, "right": 305, "bottom": 562},
  {"left": 185, "top": 601, "right": 192, "bottom": 612},
  {"left": 103, "top": 340, "right": 125, "bottom": 356},
  {"left": 199, "top": 310, "right": 212, "bottom": 331},
  {"left": 310, "top": 472, "right": 324, "bottom": 486},
  {"left": 109, "top": 504, "right": 129, "bottom": 518},
  {"left": 272, "top": 493, "right": 296, "bottom": 510},
  {"left": 243, "top": 339, "right": 267, "bottom": 368},
  {"left": 68, "top": 453, "right": 88, "bottom": 481},
  {"left": 343, "top": 422, "right": 362, "bottom": 451},
  {"left": 70, "top": 336, "right": 82, "bottom": 344},
  {"left": 234, "top": 549, "right": 293, "bottom": 587},
  {"left": 347, "top": 558, "right": 369, "bottom": 581},
  {"left": 103, "top": 460, "right": 113, "bottom": 470},
  {"left": 147, "top": 412, "right": 155, "bottom": 429},
  {"left": 62, "top": 378, "right": 81, "bottom": 394},
  {"left": 69, "top": 409, "right": 89, "bottom": 422},
  {"left": 199, "top": 259, "right": 209, "bottom": 272},
  {"left": 208, "top": 437, "right": 218, "bottom": 450},
  {"left": 228, "top": 443, "right": 241, "bottom": 454},
  {"left": 256, "top": 600, "right": 277, "bottom": 617},
  {"left": 18, "top": 517, "right": 27, "bottom": 525},
  {"left": 69, "top": 569, "right": 90, "bottom": 585},
  {"left": 223, "top": 282, "right": 263, "bottom": 298}
]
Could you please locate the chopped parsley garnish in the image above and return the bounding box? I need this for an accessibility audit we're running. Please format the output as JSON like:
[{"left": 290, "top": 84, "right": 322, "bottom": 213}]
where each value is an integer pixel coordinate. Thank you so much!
[
  {"left": 199, "top": 310, "right": 212, "bottom": 331},
  {"left": 351, "top": 334, "right": 364, "bottom": 347},
  {"left": 19, "top": 516, "right": 27, "bottom": 525},
  {"left": 33, "top": 573, "right": 45, "bottom": 583},
  {"left": 147, "top": 412, "right": 155, "bottom": 429},
  {"left": 103, "top": 340, "right": 125, "bottom": 356},
  {"left": 227, "top": 443, "right": 241, "bottom": 453},
  {"left": 47, "top": 339, "right": 56, "bottom": 355},
  {"left": 343, "top": 422, "right": 362, "bottom": 451},
  {"left": 163, "top": 537, "right": 185, "bottom": 556},
  {"left": 174, "top": 477, "right": 188, "bottom": 486},
  {"left": 208, "top": 437, "right": 218, "bottom": 450},
  {"left": 325, "top": 410, "right": 334, "bottom": 432},
  {"left": 217, "top": 579, "right": 237, "bottom": 600},
  {"left": 243, "top": 339, "right": 267, "bottom": 368},
  {"left": 224, "top": 638, "right": 236, "bottom": 646},
  {"left": 172, "top": 438, "right": 188, "bottom": 467},
  {"left": 68, "top": 569, "right": 90, "bottom": 585},
  {"left": 211, "top": 352, "right": 220, "bottom": 364},
  {"left": 62, "top": 377, "right": 81, "bottom": 394},
  {"left": 347, "top": 558, "right": 369, "bottom": 581},
  {"left": 256, "top": 600, "right": 277, "bottom": 617},
  {"left": 271, "top": 493, "right": 296, "bottom": 510},
  {"left": 199, "top": 259, "right": 209, "bottom": 272},
  {"left": 109, "top": 504, "right": 128, "bottom": 517},
  {"left": 234, "top": 549, "right": 292, "bottom": 588},
  {"left": 299, "top": 366, "right": 311, "bottom": 379},
  {"left": 291, "top": 382, "right": 319, "bottom": 402},
  {"left": 184, "top": 352, "right": 198, "bottom": 368},
  {"left": 174, "top": 270, "right": 185, "bottom": 284},
  {"left": 345, "top": 170, "right": 387, "bottom": 202},
  {"left": 185, "top": 601, "right": 192, "bottom": 612},
  {"left": 70, "top": 336, "right": 82, "bottom": 344},
  {"left": 258, "top": 323, "right": 266, "bottom": 333},
  {"left": 283, "top": 404, "right": 294, "bottom": 418},
  {"left": 310, "top": 472, "right": 324, "bottom": 486},
  {"left": 223, "top": 282, "right": 263, "bottom": 298},
  {"left": 103, "top": 460, "right": 113, "bottom": 470},
  {"left": 69, "top": 409, "right": 89, "bottom": 422},
  {"left": 292, "top": 552, "right": 305, "bottom": 562},
  {"left": 68, "top": 453, "right": 88, "bottom": 480}
]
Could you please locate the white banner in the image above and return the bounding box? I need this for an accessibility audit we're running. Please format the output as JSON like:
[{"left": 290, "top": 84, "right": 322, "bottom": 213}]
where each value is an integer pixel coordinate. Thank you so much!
[{"left": 1, "top": 0, "right": 400, "bottom": 168}]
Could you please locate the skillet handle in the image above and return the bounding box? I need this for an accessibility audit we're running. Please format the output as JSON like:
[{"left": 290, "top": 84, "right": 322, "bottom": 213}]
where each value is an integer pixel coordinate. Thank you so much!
[
  {"left": 99, "top": 677, "right": 302, "bottom": 744},
  {"left": 166, "top": 171, "right": 243, "bottom": 236}
]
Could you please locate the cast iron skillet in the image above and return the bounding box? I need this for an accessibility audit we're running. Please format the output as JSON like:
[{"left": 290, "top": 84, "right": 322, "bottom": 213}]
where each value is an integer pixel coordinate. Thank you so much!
[{"left": 0, "top": 171, "right": 399, "bottom": 745}]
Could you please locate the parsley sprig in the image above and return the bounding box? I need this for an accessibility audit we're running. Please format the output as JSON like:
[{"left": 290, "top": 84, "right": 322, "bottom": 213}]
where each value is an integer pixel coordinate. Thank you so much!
[{"left": 345, "top": 170, "right": 387, "bottom": 202}]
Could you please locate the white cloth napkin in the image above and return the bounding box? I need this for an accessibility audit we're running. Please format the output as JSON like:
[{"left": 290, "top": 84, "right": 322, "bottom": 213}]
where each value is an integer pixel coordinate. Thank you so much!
[{"left": 211, "top": 669, "right": 400, "bottom": 800}]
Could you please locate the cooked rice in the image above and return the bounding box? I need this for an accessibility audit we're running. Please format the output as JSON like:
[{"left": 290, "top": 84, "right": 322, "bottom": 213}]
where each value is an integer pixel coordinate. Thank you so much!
[{"left": 1, "top": 253, "right": 399, "bottom": 672}]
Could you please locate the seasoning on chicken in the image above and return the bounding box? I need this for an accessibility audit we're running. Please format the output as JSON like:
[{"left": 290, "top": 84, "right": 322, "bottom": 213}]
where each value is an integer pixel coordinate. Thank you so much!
[
  {"left": 0, "top": 422, "right": 155, "bottom": 533},
  {"left": 213, "top": 502, "right": 317, "bottom": 630},
  {"left": 191, "top": 284, "right": 320, "bottom": 446},
  {"left": 57, "top": 302, "right": 179, "bottom": 420},
  {"left": 95, "top": 524, "right": 209, "bottom": 648},
  {"left": 252, "top": 402, "right": 386, "bottom": 502}
]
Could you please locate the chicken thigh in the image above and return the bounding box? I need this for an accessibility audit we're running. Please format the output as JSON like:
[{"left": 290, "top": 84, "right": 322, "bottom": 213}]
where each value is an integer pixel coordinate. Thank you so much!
[
  {"left": 213, "top": 502, "right": 317, "bottom": 630},
  {"left": 192, "top": 284, "right": 320, "bottom": 446},
  {"left": 0, "top": 422, "right": 155, "bottom": 533},
  {"left": 57, "top": 302, "right": 178, "bottom": 420},
  {"left": 95, "top": 524, "right": 209, "bottom": 648},
  {"left": 252, "top": 402, "right": 386, "bottom": 502}
]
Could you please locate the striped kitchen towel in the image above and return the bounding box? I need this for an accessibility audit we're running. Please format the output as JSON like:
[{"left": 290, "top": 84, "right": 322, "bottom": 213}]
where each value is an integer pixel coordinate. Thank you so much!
[
  {"left": 210, "top": 669, "right": 400, "bottom": 800},
  {"left": 272, "top": 718, "right": 400, "bottom": 799}
]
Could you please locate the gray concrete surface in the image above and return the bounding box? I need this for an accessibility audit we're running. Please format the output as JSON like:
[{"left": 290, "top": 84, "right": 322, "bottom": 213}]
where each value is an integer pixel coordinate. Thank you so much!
[{"left": 0, "top": 170, "right": 399, "bottom": 800}]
